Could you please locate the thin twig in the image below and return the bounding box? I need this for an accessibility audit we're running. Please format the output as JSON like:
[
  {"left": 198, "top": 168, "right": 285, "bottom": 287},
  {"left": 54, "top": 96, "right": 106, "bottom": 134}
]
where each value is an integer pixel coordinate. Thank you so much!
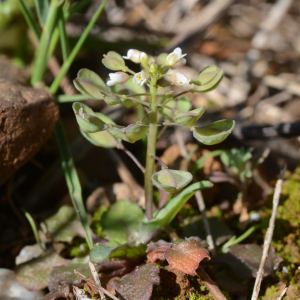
[
  {"left": 251, "top": 165, "right": 286, "bottom": 300},
  {"left": 197, "top": 266, "right": 227, "bottom": 300},
  {"left": 276, "top": 286, "right": 288, "bottom": 300},
  {"left": 74, "top": 269, "right": 119, "bottom": 300},
  {"left": 89, "top": 262, "right": 105, "bottom": 300},
  {"left": 106, "top": 149, "right": 145, "bottom": 206},
  {"left": 117, "top": 144, "right": 145, "bottom": 173},
  {"left": 195, "top": 191, "right": 216, "bottom": 256}
]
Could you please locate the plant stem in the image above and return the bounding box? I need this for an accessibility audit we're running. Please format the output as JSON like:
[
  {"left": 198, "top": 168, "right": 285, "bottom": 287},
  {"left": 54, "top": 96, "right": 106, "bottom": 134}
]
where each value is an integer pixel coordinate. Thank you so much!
[
  {"left": 49, "top": 0, "right": 108, "bottom": 95},
  {"left": 144, "top": 77, "right": 158, "bottom": 220},
  {"left": 173, "top": 90, "right": 190, "bottom": 98},
  {"left": 57, "top": 94, "right": 88, "bottom": 102}
]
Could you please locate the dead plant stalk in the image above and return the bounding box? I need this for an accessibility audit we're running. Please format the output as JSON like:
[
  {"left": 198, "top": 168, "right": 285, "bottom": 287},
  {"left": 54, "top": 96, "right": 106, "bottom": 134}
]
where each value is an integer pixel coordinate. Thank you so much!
[{"left": 251, "top": 165, "right": 286, "bottom": 300}]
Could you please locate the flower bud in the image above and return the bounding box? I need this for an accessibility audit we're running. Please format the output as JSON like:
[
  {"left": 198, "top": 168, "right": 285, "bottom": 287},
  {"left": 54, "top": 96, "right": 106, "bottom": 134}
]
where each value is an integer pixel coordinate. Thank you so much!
[
  {"left": 170, "top": 71, "right": 189, "bottom": 86},
  {"left": 151, "top": 169, "right": 192, "bottom": 193},
  {"left": 102, "top": 51, "right": 127, "bottom": 71},
  {"left": 166, "top": 47, "right": 187, "bottom": 66},
  {"left": 140, "top": 52, "right": 148, "bottom": 65},
  {"left": 149, "top": 63, "right": 158, "bottom": 74},
  {"left": 123, "top": 49, "right": 141, "bottom": 63},
  {"left": 107, "top": 72, "right": 130, "bottom": 86}
]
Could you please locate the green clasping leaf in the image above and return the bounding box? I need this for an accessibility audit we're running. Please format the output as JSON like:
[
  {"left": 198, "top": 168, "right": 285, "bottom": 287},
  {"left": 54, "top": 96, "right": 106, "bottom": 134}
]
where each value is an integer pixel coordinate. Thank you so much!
[
  {"left": 136, "top": 181, "right": 213, "bottom": 244},
  {"left": 173, "top": 106, "right": 205, "bottom": 127},
  {"left": 192, "top": 120, "right": 235, "bottom": 145},
  {"left": 102, "top": 51, "right": 127, "bottom": 71},
  {"left": 73, "top": 69, "right": 109, "bottom": 99},
  {"left": 192, "top": 66, "right": 224, "bottom": 93},
  {"left": 80, "top": 113, "right": 118, "bottom": 148},
  {"left": 104, "top": 95, "right": 124, "bottom": 106},
  {"left": 73, "top": 102, "right": 107, "bottom": 133},
  {"left": 151, "top": 169, "right": 193, "bottom": 193},
  {"left": 108, "top": 124, "right": 149, "bottom": 143}
]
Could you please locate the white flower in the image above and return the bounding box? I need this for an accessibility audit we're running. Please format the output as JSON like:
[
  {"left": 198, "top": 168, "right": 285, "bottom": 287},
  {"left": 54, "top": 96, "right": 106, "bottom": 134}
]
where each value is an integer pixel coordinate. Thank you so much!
[
  {"left": 133, "top": 69, "right": 150, "bottom": 86},
  {"left": 166, "top": 47, "right": 187, "bottom": 66},
  {"left": 107, "top": 72, "right": 129, "bottom": 86},
  {"left": 123, "top": 49, "right": 141, "bottom": 63},
  {"left": 170, "top": 71, "right": 189, "bottom": 86},
  {"left": 173, "top": 57, "right": 186, "bottom": 68}
]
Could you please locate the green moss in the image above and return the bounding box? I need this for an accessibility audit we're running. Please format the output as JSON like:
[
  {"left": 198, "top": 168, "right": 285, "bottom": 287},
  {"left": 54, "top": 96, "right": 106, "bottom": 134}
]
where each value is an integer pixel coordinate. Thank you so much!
[
  {"left": 91, "top": 205, "right": 108, "bottom": 239},
  {"left": 260, "top": 167, "right": 300, "bottom": 265},
  {"left": 261, "top": 285, "right": 280, "bottom": 300}
]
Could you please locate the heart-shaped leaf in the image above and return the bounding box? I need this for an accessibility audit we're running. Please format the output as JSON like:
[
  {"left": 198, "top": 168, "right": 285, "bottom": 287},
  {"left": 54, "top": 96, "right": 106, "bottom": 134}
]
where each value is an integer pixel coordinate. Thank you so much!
[
  {"left": 73, "top": 69, "right": 109, "bottom": 99},
  {"left": 147, "top": 239, "right": 210, "bottom": 275},
  {"left": 173, "top": 106, "right": 205, "bottom": 127},
  {"left": 90, "top": 243, "right": 146, "bottom": 264},
  {"left": 192, "top": 120, "right": 235, "bottom": 145},
  {"left": 151, "top": 169, "right": 192, "bottom": 193},
  {"left": 101, "top": 200, "right": 144, "bottom": 243},
  {"left": 41, "top": 205, "right": 84, "bottom": 243},
  {"left": 112, "top": 264, "right": 160, "bottom": 300},
  {"left": 89, "top": 243, "right": 146, "bottom": 277},
  {"left": 192, "top": 66, "right": 224, "bottom": 92},
  {"left": 80, "top": 113, "right": 119, "bottom": 148},
  {"left": 108, "top": 124, "right": 149, "bottom": 143},
  {"left": 73, "top": 102, "right": 107, "bottom": 133}
]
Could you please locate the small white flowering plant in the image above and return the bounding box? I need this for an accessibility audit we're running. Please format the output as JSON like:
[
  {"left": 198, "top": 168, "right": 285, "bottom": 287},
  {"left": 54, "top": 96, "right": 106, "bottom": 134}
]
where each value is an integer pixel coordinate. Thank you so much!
[{"left": 73, "top": 47, "right": 235, "bottom": 221}]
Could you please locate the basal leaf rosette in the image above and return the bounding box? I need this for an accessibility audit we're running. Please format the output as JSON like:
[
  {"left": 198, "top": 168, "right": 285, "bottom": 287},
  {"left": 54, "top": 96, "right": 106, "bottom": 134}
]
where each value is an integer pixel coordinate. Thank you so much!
[
  {"left": 80, "top": 113, "right": 119, "bottom": 148},
  {"left": 173, "top": 106, "right": 205, "bottom": 127},
  {"left": 73, "top": 69, "right": 109, "bottom": 99},
  {"left": 192, "top": 120, "right": 235, "bottom": 145},
  {"left": 191, "top": 65, "right": 224, "bottom": 93},
  {"left": 108, "top": 123, "right": 149, "bottom": 143},
  {"left": 72, "top": 102, "right": 108, "bottom": 133},
  {"left": 151, "top": 169, "right": 193, "bottom": 193}
]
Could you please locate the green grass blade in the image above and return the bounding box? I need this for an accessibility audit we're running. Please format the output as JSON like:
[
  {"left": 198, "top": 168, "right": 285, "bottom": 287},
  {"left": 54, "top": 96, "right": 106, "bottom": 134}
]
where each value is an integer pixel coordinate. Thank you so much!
[
  {"left": 17, "top": 0, "right": 40, "bottom": 40},
  {"left": 58, "top": 5, "right": 69, "bottom": 62},
  {"left": 53, "top": 118, "right": 93, "bottom": 249},
  {"left": 34, "top": 0, "right": 49, "bottom": 25},
  {"left": 49, "top": 0, "right": 108, "bottom": 95},
  {"left": 68, "top": 0, "right": 92, "bottom": 17},
  {"left": 31, "top": 0, "right": 60, "bottom": 85},
  {"left": 22, "top": 208, "right": 45, "bottom": 251}
]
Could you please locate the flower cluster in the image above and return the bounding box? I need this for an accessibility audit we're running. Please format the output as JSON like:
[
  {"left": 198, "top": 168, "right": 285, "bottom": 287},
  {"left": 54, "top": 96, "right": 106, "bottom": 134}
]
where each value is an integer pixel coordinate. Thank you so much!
[{"left": 104, "top": 47, "right": 191, "bottom": 87}]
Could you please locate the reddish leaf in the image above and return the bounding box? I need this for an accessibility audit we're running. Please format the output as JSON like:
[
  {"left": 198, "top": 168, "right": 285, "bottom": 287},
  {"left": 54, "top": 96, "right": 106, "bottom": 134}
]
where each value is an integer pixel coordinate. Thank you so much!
[
  {"left": 147, "top": 239, "right": 210, "bottom": 275},
  {"left": 112, "top": 264, "right": 160, "bottom": 300}
]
